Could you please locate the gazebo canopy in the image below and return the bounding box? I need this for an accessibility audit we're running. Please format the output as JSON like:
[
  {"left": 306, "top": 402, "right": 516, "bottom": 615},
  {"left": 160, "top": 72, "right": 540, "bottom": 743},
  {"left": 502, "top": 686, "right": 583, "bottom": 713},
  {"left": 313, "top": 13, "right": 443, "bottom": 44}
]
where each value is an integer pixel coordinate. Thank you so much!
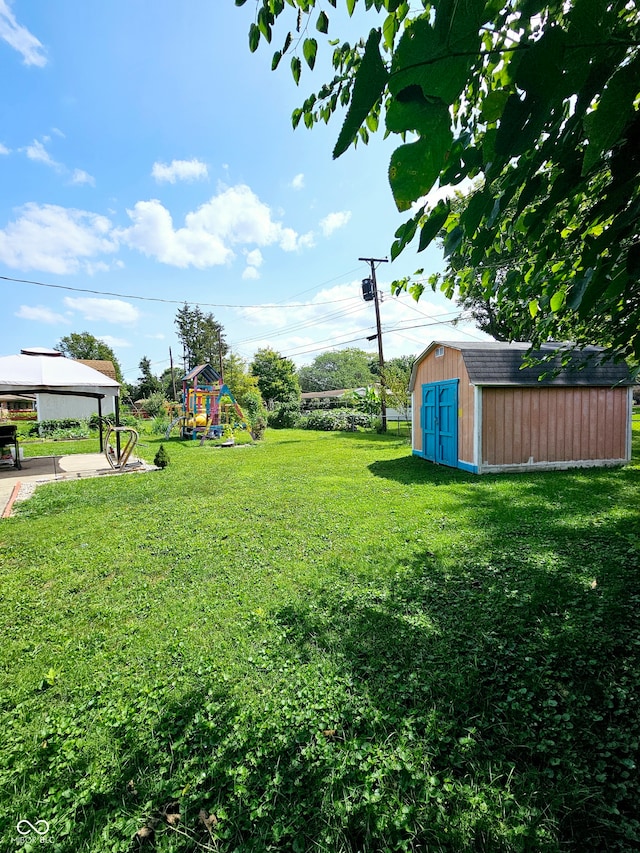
[{"left": 0, "top": 348, "right": 120, "bottom": 399}]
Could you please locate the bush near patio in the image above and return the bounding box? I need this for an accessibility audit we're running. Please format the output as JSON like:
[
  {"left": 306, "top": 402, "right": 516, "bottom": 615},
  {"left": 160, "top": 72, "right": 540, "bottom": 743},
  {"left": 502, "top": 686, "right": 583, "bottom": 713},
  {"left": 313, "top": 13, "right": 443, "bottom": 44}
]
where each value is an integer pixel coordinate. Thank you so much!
[{"left": 0, "top": 424, "right": 639, "bottom": 852}]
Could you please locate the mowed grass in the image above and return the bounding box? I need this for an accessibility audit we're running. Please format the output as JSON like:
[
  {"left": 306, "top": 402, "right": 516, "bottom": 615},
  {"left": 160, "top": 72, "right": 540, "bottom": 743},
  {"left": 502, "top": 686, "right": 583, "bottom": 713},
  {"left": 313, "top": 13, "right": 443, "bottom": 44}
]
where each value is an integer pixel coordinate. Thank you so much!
[{"left": 1, "top": 425, "right": 639, "bottom": 852}]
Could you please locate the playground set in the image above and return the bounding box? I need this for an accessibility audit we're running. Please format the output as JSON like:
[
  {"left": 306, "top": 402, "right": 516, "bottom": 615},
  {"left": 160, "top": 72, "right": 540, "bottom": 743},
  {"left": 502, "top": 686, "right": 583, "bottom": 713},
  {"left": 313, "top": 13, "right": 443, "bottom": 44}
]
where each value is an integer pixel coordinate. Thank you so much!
[{"left": 166, "top": 363, "right": 246, "bottom": 441}]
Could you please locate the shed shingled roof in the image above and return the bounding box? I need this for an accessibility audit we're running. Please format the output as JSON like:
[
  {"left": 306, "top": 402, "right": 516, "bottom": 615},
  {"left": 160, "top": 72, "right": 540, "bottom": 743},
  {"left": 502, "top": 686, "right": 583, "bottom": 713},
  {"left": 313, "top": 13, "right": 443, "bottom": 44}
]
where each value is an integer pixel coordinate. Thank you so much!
[
  {"left": 410, "top": 342, "right": 634, "bottom": 389},
  {"left": 76, "top": 360, "right": 118, "bottom": 381}
]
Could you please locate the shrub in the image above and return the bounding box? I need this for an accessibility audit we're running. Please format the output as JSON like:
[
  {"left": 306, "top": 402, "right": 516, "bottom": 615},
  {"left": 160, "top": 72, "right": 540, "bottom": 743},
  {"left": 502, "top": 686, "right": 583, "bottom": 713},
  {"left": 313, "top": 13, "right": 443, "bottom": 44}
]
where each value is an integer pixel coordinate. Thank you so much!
[
  {"left": 140, "top": 391, "right": 167, "bottom": 419},
  {"left": 31, "top": 418, "right": 91, "bottom": 439},
  {"left": 251, "top": 415, "right": 267, "bottom": 441},
  {"left": 302, "top": 409, "right": 372, "bottom": 432},
  {"left": 88, "top": 412, "right": 140, "bottom": 430},
  {"left": 153, "top": 444, "right": 170, "bottom": 468},
  {"left": 242, "top": 389, "right": 268, "bottom": 439},
  {"left": 268, "top": 401, "right": 303, "bottom": 429},
  {"left": 151, "top": 415, "right": 170, "bottom": 436}
]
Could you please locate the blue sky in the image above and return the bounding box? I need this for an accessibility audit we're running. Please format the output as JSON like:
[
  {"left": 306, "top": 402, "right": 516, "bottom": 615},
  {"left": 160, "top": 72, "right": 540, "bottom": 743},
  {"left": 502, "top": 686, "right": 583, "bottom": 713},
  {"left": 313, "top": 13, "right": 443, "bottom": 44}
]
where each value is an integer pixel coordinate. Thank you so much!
[{"left": 0, "top": 1, "right": 488, "bottom": 385}]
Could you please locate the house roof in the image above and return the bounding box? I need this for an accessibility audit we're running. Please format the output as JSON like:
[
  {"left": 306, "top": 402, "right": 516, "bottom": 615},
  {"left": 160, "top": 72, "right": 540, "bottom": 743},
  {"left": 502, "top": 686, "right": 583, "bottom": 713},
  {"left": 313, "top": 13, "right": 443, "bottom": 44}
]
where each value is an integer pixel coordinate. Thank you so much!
[
  {"left": 410, "top": 341, "right": 634, "bottom": 390},
  {"left": 301, "top": 389, "right": 347, "bottom": 400},
  {"left": 76, "top": 359, "right": 118, "bottom": 381}
]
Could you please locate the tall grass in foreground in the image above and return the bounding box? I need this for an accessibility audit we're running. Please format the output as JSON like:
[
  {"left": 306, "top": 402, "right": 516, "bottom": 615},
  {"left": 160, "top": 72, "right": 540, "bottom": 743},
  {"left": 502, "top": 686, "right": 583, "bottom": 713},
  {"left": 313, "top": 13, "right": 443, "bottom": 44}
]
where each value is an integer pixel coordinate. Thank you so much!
[{"left": 0, "top": 427, "right": 639, "bottom": 852}]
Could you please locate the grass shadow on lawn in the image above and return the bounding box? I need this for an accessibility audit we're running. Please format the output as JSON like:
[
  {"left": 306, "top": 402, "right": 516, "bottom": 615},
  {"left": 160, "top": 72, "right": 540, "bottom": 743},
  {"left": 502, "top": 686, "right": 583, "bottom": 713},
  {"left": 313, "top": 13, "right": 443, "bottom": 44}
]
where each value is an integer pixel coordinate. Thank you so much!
[
  {"left": 265, "top": 467, "right": 640, "bottom": 852},
  {"left": 368, "top": 454, "right": 472, "bottom": 486}
]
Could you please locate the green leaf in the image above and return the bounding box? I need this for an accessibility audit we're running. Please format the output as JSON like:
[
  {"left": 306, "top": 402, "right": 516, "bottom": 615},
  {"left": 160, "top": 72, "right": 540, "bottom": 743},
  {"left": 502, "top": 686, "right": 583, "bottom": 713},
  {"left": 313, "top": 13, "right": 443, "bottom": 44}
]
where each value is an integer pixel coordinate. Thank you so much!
[
  {"left": 481, "top": 89, "right": 509, "bottom": 123},
  {"left": 333, "top": 30, "right": 389, "bottom": 159},
  {"left": 291, "top": 56, "right": 301, "bottom": 85},
  {"left": 249, "top": 23, "right": 260, "bottom": 53},
  {"left": 583, "top": 55, "right": 640, "bottom": 174},
  {"left": 515, "top": 27, "right": 567, "bottom": 98},
  {"left": 494, "top": 94, "right": 539, "bottom": 157},
  {"left": 389, "top": 128, "right": 453, "bottom": 212},
  {"left": 271, "top": 50, "right": 282, "bottom": 71},
  {"left": 460, "top": 188, "right": 492, "bottom": 236},
  {"left": 390, "top": 14, "right": 478, "bottom": 105},
  {"left": 550, "top": 290, "right": 565, "bottom": 312},
  {"left": 383, "top": 13, "right": 397, "bottom": 50},
  {"left": 346, "top": 0, "right": 357, "bottom": 15},
  {"left": 418, "top": 200, "right": 450, "bottom": 251},
  {"left": 386, "top": 98, "right": 452, "bottom": 210},
  {"left": 317, "top": 11, "right": 329, "bottom": 34},
  {"left": 443, "top": 225, "right": 463, "bottom": 257},
  {"left": 386, "top": 85, "right": 450, "bottom": 137},
  {"left": 257, "top": 7, "right": 273, "bottom": 43},
  {"left": 303, "top": 38, "right": 318, "bottom": 70}
]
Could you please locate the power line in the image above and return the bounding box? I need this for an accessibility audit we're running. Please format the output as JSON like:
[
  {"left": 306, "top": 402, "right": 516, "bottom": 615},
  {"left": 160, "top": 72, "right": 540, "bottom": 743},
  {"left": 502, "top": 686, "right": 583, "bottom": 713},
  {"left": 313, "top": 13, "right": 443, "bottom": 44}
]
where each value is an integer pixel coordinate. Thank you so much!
[
  {"left": 232, "top": 299, "right": 367, "bottom": 346},
  {"left": 0, "top": 273, "right": 362, "bottom": 310}
]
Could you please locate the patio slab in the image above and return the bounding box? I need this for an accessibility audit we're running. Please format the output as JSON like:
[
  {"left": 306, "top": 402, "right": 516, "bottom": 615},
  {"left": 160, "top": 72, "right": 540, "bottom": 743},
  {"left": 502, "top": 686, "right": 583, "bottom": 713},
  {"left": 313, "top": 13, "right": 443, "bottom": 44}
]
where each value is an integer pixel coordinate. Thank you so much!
[{"left": 0, "top": 453, "right": 155, "bottom": 517}]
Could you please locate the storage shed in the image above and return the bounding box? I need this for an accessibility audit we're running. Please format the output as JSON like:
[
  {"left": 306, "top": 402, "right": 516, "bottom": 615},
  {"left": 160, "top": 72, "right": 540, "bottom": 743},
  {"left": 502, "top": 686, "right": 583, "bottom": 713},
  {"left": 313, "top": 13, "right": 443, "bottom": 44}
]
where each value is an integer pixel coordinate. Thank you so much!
[{"left": 409, "top": 342, "right": 634, "bottom": 474}]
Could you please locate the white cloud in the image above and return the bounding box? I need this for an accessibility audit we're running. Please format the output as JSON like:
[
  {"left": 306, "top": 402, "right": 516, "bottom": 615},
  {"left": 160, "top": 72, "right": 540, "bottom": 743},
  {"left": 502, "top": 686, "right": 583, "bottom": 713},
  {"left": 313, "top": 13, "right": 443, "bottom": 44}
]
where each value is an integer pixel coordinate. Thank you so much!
[
  {"left": 0, "top": 0, "right": 47, "bottom": 67},
  {"left": 297, "top": 231, "right": 316, "bottom": 250},
  {"left": 151, "top": 158, "right": 208, "bottom": 184},
  {"left": 242, "top": 248, "right": 262, "bottom": 281},
  {"left": 291, "top": 173, "right": 305, "bottom": 191},
  {"left": 98, "top": 335, "right": 132, "bottom": 348},
  {"left": 416, "top": 176, "right": 478, "bottom": 211},
  {"left": 319, "top": 210, "right": 352, "bottom": 237},
  {"left": 24, "top": 138, "right": 60, "bottom": 169},
  {"left": 119, "top": 184, "right": 313, "bottom": 269},
  {"left": 145, "top": 333, "right": 165, "bottom": 340},
  {"left": 0, "top": 203, "right": 118, "bottom": 274},
  {"left": 15, "top": 304, "right": 70, "bottom": 324},
  {"left": 0, "top": 142, "right": 9, "bottom": 155},
  {"left": 233, "top": 279, "right": 488, "bottom": 367},
  {"left": 71, "top": 168, "right": 95, "bottom": 186},
  {"left": 119, "top": 198, "right": 232, "bottom": 268},
  {"left": 245, "top": 248, "right": 263, "bottom": 268},
  {"left": 63, "top": 296, "right": 140, "bottom": 325}
]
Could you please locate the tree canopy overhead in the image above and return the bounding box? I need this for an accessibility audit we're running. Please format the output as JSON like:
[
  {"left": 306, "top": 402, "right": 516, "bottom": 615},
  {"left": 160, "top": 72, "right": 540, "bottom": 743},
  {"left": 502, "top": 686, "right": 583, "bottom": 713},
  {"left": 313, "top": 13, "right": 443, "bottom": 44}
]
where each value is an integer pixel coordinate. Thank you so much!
[{"left": 240, "top": 0, "right": 640, "bottom": 365}]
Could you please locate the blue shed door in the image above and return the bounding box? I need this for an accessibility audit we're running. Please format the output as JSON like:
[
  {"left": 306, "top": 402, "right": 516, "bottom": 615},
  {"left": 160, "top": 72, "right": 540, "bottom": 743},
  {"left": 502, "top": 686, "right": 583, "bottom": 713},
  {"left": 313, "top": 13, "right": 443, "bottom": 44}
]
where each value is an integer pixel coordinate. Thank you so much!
[{"left": 421, "top": 380, "right": 458, "bottom": 467}]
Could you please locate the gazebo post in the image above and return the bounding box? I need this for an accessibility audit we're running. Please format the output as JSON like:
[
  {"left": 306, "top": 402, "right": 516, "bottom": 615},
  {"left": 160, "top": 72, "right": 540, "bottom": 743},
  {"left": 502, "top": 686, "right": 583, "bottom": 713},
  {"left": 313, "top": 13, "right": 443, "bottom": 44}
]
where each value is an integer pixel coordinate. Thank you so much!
[
  {"left": 115, "top": 395, "right": 121, "bottom": 459},
  {"left": 98, "top": 398, "right": 103, "bottom": 452}
]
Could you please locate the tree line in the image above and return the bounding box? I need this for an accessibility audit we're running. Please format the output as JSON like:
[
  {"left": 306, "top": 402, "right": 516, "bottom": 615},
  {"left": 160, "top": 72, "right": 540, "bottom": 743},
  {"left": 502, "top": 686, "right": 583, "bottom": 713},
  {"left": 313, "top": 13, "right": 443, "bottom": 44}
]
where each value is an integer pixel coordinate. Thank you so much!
[{"left": 55, "top": 304, "right": 415, "bottom": 419}]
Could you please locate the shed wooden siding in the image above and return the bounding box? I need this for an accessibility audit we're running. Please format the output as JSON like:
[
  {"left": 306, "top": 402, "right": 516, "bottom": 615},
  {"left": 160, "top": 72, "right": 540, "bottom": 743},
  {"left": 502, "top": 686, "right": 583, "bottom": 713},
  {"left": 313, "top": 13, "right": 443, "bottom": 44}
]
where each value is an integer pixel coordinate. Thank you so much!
[
  {"left": 412, "top": 347, "right": 475, "bottom": 463},
  {"left": 481, "top": 386, "right": 629, "bottom": 466}
]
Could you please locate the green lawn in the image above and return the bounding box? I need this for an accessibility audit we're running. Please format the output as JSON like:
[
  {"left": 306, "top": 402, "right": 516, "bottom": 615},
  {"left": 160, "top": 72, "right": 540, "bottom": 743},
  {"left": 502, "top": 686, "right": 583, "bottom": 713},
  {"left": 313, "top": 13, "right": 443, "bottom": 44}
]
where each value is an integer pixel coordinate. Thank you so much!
[{"left": 1, "top": 427, "right": 639, "bottom": 852}]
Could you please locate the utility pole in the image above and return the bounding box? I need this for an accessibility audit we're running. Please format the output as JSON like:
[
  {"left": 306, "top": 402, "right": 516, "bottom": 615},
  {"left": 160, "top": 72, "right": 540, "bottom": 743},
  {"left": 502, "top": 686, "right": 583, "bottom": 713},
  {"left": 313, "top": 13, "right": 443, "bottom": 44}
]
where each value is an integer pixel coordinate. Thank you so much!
[
  {"left": 359, "top": 256, "right": 388, "bottom": 432},
  {"left": 169, "top": 347, "right": 178, "bottom": 402},
  {"left": 217, "top": 330, "right": 225, "bottom": 382}
]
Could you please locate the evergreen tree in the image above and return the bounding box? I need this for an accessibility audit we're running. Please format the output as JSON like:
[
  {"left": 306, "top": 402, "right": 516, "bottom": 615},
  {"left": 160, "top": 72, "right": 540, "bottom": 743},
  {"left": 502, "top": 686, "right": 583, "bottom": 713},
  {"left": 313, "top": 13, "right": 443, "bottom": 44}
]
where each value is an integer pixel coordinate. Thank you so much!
[{"left": 175, "top": 303, "right": 228, "bottom": 371}]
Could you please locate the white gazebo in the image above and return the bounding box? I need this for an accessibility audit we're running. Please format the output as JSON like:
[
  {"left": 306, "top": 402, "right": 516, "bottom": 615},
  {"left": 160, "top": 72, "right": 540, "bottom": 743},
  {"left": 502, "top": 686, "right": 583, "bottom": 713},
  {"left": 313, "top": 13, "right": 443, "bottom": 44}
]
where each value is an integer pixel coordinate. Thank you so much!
[{"left": 0, "top": 348, "right": 121, "bottom": 450}]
